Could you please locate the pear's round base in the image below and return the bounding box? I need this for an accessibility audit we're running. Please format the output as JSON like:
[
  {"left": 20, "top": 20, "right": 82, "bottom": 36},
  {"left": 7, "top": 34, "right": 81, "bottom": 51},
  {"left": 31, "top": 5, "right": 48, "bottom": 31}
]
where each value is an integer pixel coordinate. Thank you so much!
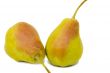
[
  {"left": 18, "top": 60, "right": 37, "bottom": 64},
  {"left": 48, "top": 61, "right": 79, "bottom": 68}
]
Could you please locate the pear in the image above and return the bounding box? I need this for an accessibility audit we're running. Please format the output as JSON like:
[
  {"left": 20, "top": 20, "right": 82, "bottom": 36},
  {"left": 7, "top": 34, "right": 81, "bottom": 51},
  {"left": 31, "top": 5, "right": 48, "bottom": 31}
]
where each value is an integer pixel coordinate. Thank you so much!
[
  {"left": 5, "top": 22, "right": 50, "bottom": 73},
  {"left": 46, "top": 0, "right": 87, "bottom": 67}
]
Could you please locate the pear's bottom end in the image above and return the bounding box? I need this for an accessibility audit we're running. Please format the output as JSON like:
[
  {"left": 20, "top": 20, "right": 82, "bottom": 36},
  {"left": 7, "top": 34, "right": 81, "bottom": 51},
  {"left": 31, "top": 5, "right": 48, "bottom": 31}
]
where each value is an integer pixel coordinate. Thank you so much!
[
  {"left": 18, "top": 60, "right": 37, "bottom": 64},
  {"left": 48, "top": 60, "right": 79, "bottom": 68}
]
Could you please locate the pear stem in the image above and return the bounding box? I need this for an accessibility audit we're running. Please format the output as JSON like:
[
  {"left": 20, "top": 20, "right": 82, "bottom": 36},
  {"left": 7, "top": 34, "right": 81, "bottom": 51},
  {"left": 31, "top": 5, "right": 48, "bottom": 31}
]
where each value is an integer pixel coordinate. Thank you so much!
[
  {"left": 41, "top": 63, "right": 51, "bottom": 73},
  {"left": 72, "top": 0, "right": 87, "bottom": 19},
  {"left": 35, "top": 56, "right": 51, "bottom": 73}
]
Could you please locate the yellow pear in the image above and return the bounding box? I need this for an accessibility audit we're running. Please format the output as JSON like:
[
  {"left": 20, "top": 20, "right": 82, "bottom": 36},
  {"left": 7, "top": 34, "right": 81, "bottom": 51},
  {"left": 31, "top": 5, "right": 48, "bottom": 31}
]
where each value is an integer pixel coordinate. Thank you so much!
[
  {"left": 46, "top": 0, "right": 87, "bottom": 67},
  {"left": 5, "top": 22, "right": 50, "bottom": 73}
]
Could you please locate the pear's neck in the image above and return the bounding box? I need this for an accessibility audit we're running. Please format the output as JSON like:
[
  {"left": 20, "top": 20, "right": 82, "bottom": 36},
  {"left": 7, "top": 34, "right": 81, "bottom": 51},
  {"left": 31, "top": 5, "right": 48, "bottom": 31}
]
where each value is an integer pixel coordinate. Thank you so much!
[{"left": 70, "top": 19, "right": 79, "bottom": 36}]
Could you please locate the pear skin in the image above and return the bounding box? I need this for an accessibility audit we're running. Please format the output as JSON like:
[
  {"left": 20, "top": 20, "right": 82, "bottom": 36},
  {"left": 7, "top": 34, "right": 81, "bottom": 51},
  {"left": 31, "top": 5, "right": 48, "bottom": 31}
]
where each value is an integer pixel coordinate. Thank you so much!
[
  {"left": 5, "top": 22, "right": 50, "bottom": 73},
  {"left": 46, "top": 0, "right": 87, "bottom": 67},
  {"left": 46, "top": 19, "right": 83, "bottom": 67}
]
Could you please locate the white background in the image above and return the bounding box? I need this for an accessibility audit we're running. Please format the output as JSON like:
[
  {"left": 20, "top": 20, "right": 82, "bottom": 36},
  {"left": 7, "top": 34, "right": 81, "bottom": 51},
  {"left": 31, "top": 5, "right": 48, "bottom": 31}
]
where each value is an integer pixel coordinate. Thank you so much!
[{"left": 0, "top": 0, "right": 110, "bottom": 73}]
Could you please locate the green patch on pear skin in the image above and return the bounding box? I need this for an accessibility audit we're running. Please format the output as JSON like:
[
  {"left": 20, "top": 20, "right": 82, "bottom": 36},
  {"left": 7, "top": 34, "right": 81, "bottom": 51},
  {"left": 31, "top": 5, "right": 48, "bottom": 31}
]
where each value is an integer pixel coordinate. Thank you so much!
[{"left": 64, "top": 36, "right": 83, "bottom": 66}]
